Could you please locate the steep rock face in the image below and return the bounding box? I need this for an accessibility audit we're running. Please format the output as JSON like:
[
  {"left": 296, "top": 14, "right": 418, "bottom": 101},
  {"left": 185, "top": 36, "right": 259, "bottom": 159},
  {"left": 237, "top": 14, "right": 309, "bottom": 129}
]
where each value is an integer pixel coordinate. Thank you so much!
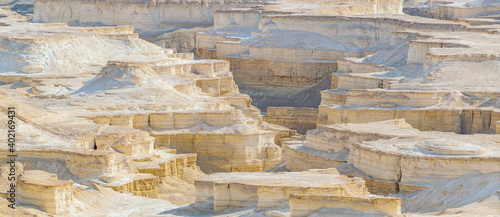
[
  {"left": 190, "top": 0, "right": 406, "bottom": 108},
  {"left": 195, "top": 0, "right": 500, "bottom": 115},
  {"left": 326, "top": 108, "right": 463, "bottom": 133},
  {"left": 0, "top": 148, "right": 121, "bottom": 181},
  {"left": 194, "top": 11, "right": 500, "bottom": 109},
  {"left": 407, "top": 0, "right": 500, "bottom": 20},
  {"left": 320, "top": 89, "right": 500, "bottom": 134},
  {"left": 33, "top": 0, "right": 269, "bottom": 31},
  {"left": 17, "top": 170, "right": 74, "bottom": 215},
  {"left": 289, "top": 194, "right": 402, "bottom": 217},
  {"left": 151, "top": 124, "right": 281, "bottom": 172},
  {"left": 0, "top": 8, "right": 294, "bottom": 216},
  {"left": 195, "top": 169, "right": 402, "bottom": 216},
  {"left": 217, "top": 55, "right": 338, "bottom": 87},
  {"left": 282, "top": 119, "right": 500, "bottom": 195},
  {"left": 151, "top": 27, "right": 210, "bottom": 53},
  {"left": 95, "top": 173, "right": 160, "bottom": 198},
  {"left": 282, "top": 144, "right": 346, "bottom": 171},
  {"left": 6, "top": 0, "right": 500, "bottom": 215},
  {"left": 349, "top": 138, "right": 500, "bottom": 185},
  {"left": 315, "top": 27, "right": 500, "bottom": 138},
  {"left": 0, "top": 10, "right": 286, "bottom": 177},
  {"left": 263, "top": 107, "right": 318, "bottom": 134},
  {"left": 0, "top": 24, "right": 164, "bottom": 75}
]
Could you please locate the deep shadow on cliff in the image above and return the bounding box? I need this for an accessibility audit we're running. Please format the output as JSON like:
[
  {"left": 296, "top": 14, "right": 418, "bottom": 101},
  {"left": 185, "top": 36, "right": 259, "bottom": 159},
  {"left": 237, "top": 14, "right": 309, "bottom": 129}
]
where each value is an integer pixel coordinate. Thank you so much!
[{"left": 236, "top": 77, "right": 331, "bottom": 113}]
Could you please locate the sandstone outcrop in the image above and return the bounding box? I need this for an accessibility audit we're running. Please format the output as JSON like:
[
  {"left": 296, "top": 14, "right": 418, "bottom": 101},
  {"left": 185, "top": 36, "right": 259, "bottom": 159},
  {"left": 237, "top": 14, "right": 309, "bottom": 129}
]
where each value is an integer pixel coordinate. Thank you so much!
[
  {"left": 2, "top": 0, "right": 500, "bottom": 215},
  {"left": 0, "top": 8, "right": 284, "bottom": 174},
  {"left": 263, "top": 107, "right": 317, "bottom": 134},
  {"left": 193, "top": 0, "right": 407, "bottom": 109},
  {"left": 0, "top": 7, "right": 289, "bottom": 215},
  {"left": 146, "top": 0, "right": 500, "bottom": 216},
  {"left": 17, "top": 170, "right": 74, "bottom": 215},
  {"left": 33, "top": 0, "right": 270, "bottom": 31},
  {"left": 283, "top": 119, "right": 500, "bottom": 195},
  {"left": 195, "top": 168, "right": 402, "bottom": 216},
  {"left": 289, "top": 194, "right": 402, "bottom": 217},
  {"left": 405, "top": 0, "right": 500, "bottom": 22},
  {"left": 313, "top": 17, "right": 500, "bottom": 134},
  {"left": 193, "top": 0, "right": 500, "bottom": 111}
]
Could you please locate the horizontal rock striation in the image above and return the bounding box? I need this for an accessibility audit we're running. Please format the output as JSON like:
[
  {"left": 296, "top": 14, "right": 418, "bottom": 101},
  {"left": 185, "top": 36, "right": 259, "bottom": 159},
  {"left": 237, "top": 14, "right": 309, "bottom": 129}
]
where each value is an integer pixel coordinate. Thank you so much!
[
  {"left": 17, "top": 170, "right": 74, "bottom": 215},
  {"left": 33, "top": 0, "right": 270, "bottom": 31},
  {"left": 195, "top": 169, "right": 402, "bottom": 216},
  {"left": 263, "top": 107, "right": 318, "bottom": 134},
  {"left": 283, "top": 119, "right": 500, "bottom": 194}
]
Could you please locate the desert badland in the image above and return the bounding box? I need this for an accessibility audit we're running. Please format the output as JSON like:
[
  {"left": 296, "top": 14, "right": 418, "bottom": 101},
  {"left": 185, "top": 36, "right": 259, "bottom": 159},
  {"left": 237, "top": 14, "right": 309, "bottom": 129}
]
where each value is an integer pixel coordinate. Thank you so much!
[{"left": 1, "top": 0, "right": 500, "bottom": 216}]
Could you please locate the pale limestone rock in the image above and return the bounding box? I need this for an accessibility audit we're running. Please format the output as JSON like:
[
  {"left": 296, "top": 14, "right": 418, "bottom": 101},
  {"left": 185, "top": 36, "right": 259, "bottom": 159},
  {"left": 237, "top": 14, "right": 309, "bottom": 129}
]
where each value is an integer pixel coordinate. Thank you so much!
[
  {"left": 317, "top": 27, "right": 500, "bottom": 137},
  {"left": 263, "top": 107, "right": 318, "bottom": 134},
  {"left": 133, "top": 153, "right": 197, "bottom": 181},
  {"left": 350, "top": 137, "right": 500, "bottom": 185},
  {"left": 0, "top": 8, "right": 300, "bottom": 216},
  {"left": 433, "top": 1, "right": 500, "bottom": 20},
  {"left": 283, "top": 119, "right": 500, "bottom": 194},
  {"left": 94, "top": 173, "right": 159, "bottom": 198},
  {"left": 192, "top": 0, "right": 408, "bottom": 108},
  {"left": 322, "top": 91, "right": 500, "bottom": 134},
  {"left": 282, "top": 143, "right": 346, "bottom": 171},
  {"left": 289, "top": 194, "right": 402, "bottom": 217},
  {"left": 326, "top": 107, "right": 463, "bottom": 133},
  {"left": 337, "top": 59, "right": 394, "bottom": 74},
  {"left": 0, "top": 8, "right": 288, "bottom": 180},
  {"left": 94, "top": 126, "right": 155, "bottom": 155},
  {"left": 0, "top": 148, "right": 121, "bottom": 180},
  {"left": 18, "top": 170, "right": 74, "bottom": 215},
  {"left": 196, "top": 0, "right": 500, "bottom": 114},
  {"left": 151, "top": 127, "right": 281, "bottom": 172},
  {"left": 2, "top": 0, "right": 499, "bottom": 215},
  {"left": 33, "top": 0, "right": 269, "bottom": 31},
  {"left": 217, "top": 55, "right": 338, "bottom": 87},
  {"left": 194, "top": 170, "right": 372, "bottom": 213}
]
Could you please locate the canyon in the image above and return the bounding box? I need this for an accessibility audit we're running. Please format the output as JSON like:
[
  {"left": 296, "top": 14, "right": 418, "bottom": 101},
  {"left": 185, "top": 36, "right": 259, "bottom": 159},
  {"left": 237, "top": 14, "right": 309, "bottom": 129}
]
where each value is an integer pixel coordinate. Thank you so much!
[{"left": 1, "top": 0, "right": 500, "bottom": 216}]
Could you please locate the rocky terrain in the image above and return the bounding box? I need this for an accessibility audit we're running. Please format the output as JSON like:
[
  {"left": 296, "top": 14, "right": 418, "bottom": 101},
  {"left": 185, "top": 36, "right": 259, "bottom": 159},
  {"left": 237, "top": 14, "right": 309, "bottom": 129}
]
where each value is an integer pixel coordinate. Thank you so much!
[
  {"left": 0, "top": 0, "right": 34, "bottom": 15},
  {"left": 0, "top": 0, "right": 499, "bottom": 216}
]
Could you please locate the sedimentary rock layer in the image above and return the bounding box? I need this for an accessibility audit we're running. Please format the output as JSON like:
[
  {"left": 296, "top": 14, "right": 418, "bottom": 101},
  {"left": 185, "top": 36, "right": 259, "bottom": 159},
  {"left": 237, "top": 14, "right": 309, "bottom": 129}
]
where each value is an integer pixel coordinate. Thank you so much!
[
  {"left": 195, "top": 169, "right": 403, "bottom": 216},
  {"left": 284, "top": 119, "right": 500, "bottom": 194},
  {"left": 263, "top": 107, "right": 318, "bottom": 134},
  {"left": 17, "top": 171, "right": 74, "bottom": 215},
  {"left": 33, "top": 0, "right": 269, "bottom": 30}
]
